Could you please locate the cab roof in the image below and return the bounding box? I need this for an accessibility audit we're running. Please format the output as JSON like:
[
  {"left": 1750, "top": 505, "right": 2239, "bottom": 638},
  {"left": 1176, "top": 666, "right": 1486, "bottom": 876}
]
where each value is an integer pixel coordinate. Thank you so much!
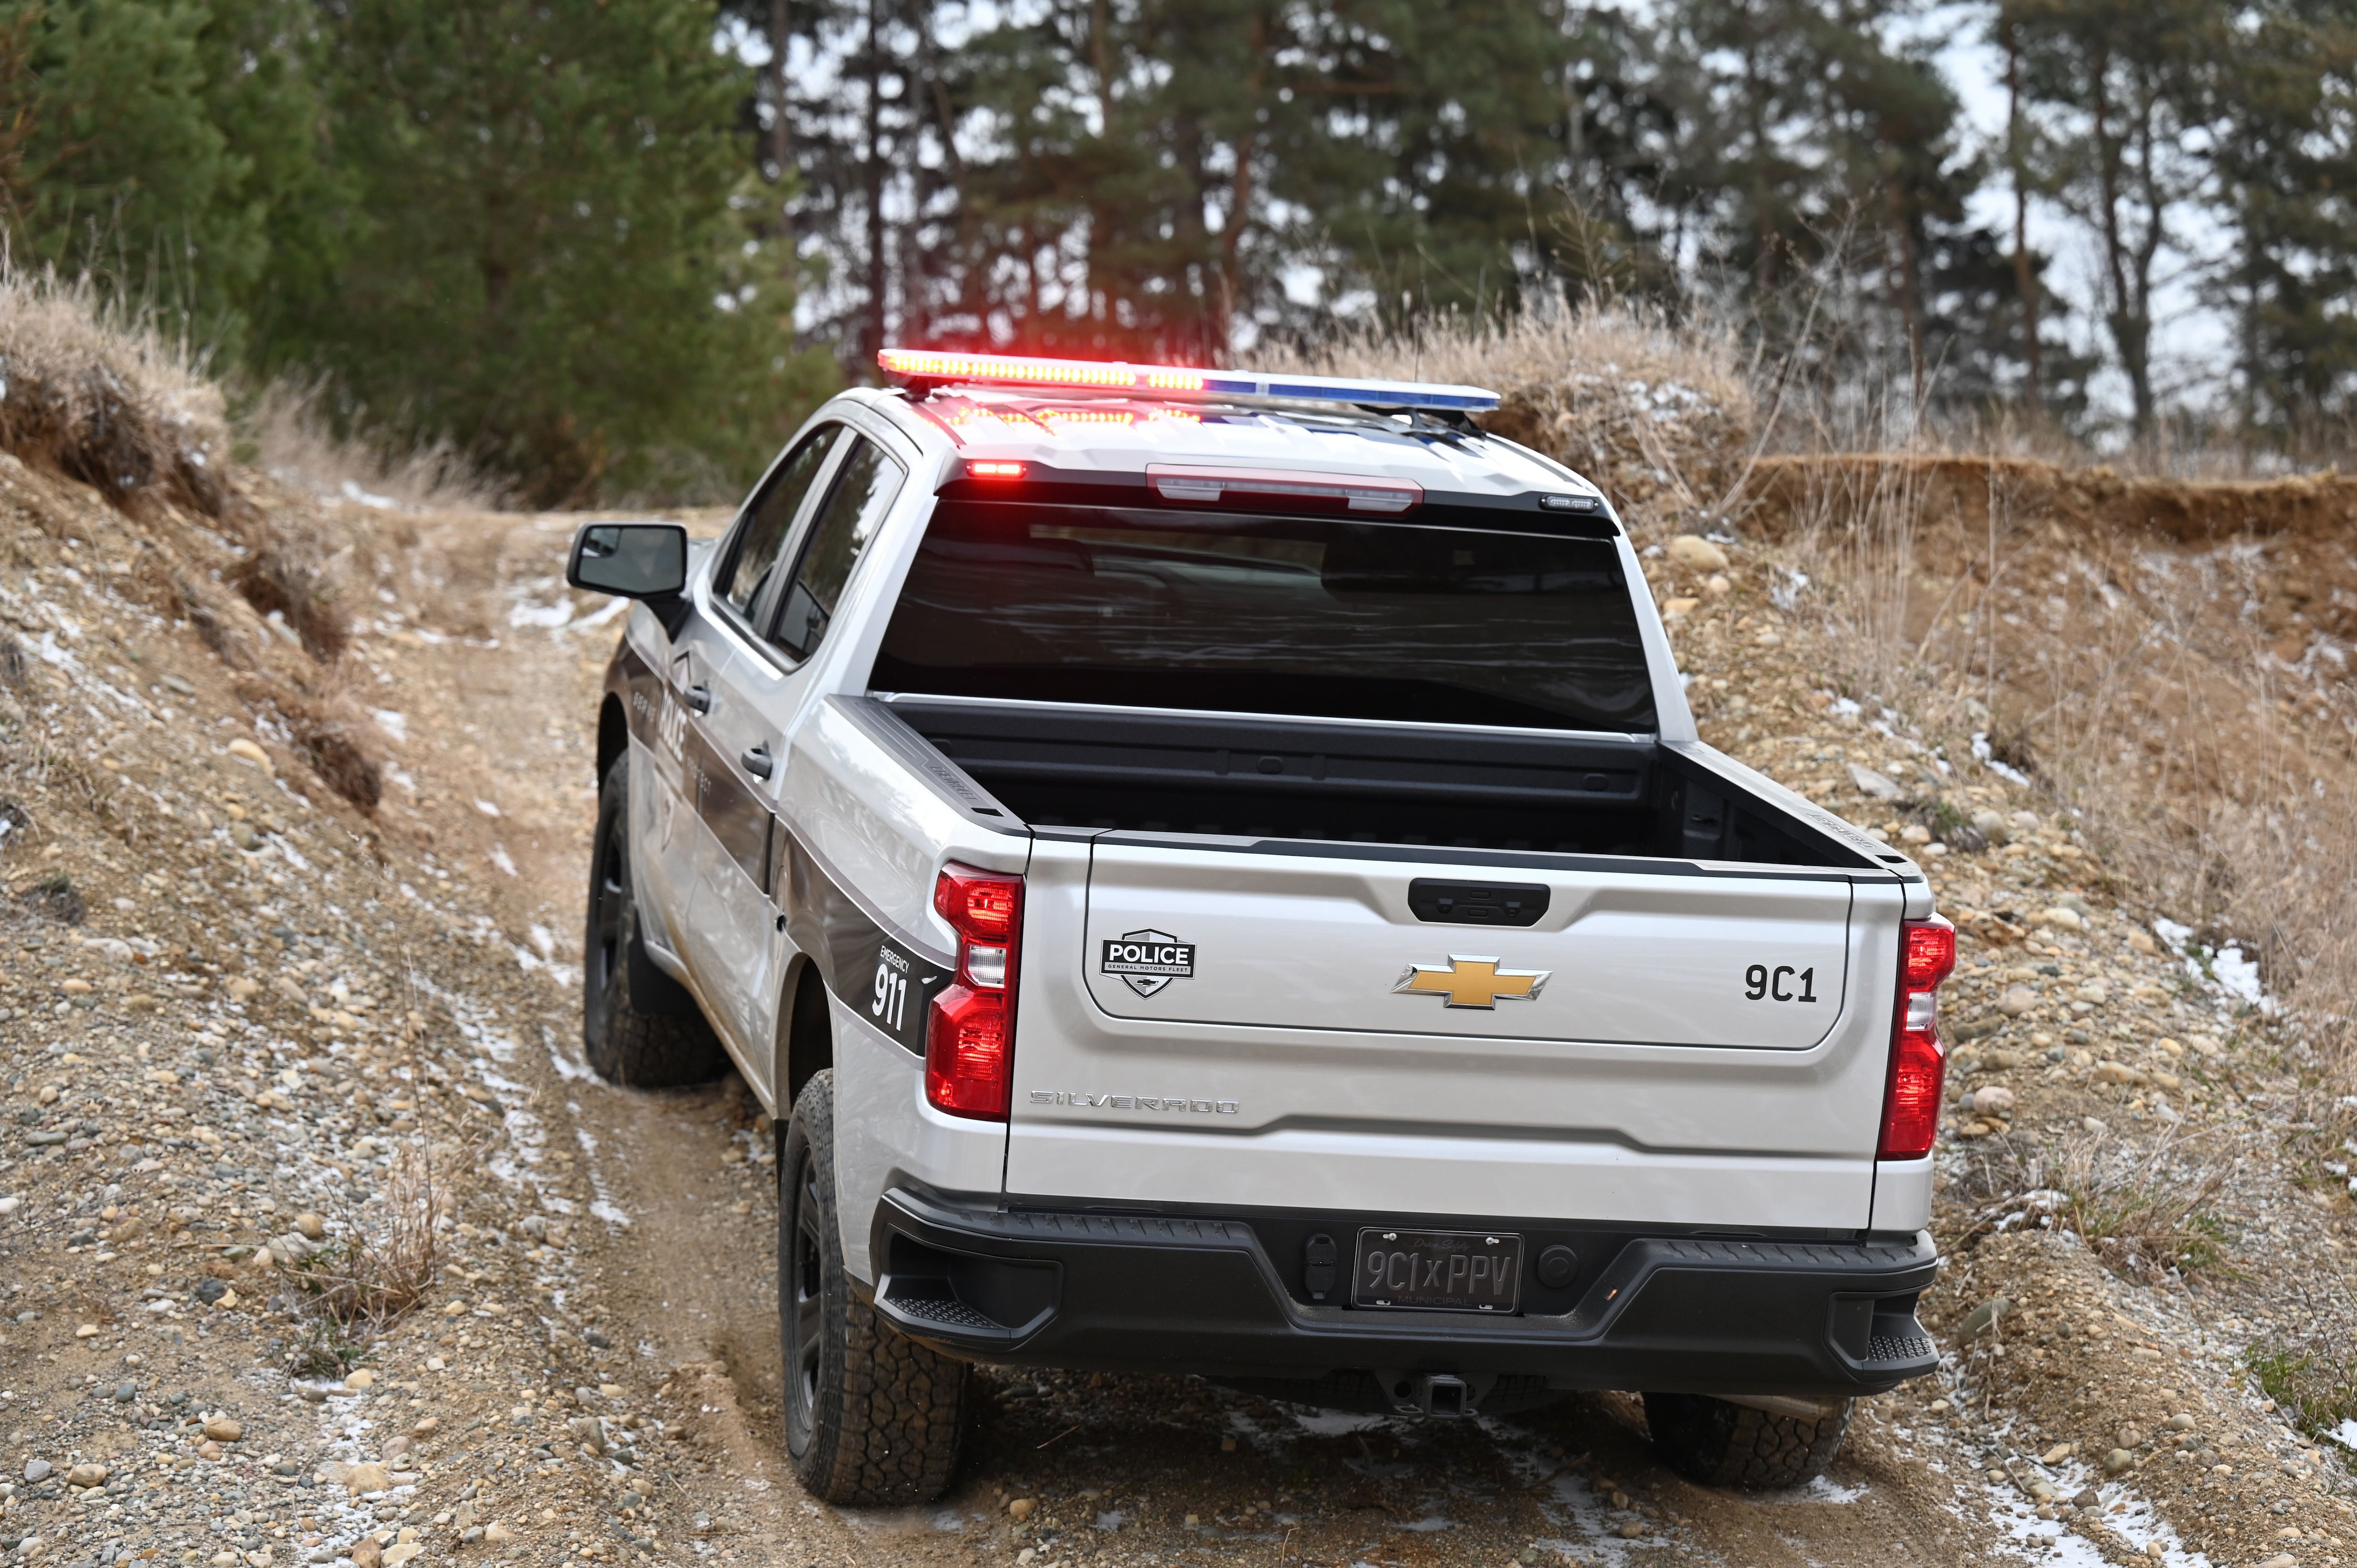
[{"left": 863, "top": 386, "right": 1609, "bottom": 515}]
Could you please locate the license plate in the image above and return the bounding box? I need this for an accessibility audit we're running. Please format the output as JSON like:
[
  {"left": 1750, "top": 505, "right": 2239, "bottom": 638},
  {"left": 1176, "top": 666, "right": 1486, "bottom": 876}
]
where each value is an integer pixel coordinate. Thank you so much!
[{"left": 1351, "top": 1227, "right": 1522, "bottom": 1313}]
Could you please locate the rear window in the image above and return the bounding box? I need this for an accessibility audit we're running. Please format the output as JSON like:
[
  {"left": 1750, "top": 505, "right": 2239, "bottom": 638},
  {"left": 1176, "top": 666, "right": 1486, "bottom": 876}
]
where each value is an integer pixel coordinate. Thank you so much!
[{"left": 872, "top": 501, "right": 1656, "bottom": 732}]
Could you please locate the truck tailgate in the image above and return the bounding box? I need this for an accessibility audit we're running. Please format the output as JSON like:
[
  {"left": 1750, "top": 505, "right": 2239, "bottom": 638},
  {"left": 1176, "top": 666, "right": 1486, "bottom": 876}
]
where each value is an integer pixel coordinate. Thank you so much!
[{"left": 1005, "top": 835, "right": 1904, "bottom": 1229}]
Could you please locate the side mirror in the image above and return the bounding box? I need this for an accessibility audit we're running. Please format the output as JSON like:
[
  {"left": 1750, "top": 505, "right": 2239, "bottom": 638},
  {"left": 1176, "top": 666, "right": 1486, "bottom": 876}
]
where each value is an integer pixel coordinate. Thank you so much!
[{"left": 568, "top": 522, "right": 687, "bottom": 600}]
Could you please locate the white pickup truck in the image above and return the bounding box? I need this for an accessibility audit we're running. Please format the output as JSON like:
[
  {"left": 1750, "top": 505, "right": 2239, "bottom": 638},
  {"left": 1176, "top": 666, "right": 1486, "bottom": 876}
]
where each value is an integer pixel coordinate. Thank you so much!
[{"left": 567, "top": 350, "right": 1952, "bottom": 1504}]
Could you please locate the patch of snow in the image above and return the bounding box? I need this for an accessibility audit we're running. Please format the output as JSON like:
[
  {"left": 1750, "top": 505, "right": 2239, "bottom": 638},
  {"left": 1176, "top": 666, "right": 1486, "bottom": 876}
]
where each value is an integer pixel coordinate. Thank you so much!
[
  {"left": 370, "top": 709, "right": 407, "bottom": 743},
  {"left": 489, "top": 844, "right": 519, "bottom": 877},
  {"left": 339, "top": 479, "right": 398, "bottom": 510},
  {"left": 1970, "top": 731, "right": 2032, "bottom": 785}
]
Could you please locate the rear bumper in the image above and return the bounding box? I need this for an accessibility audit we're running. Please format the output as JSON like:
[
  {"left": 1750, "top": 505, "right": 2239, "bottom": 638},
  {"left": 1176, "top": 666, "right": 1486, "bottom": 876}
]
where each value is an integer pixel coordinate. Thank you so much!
[{"left": 866, "top": 1186, "right": 1939, "bottom": 1399}]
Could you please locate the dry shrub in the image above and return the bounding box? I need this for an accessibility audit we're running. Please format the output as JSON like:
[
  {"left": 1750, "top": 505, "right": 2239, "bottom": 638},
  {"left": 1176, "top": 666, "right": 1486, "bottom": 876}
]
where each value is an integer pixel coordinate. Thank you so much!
[
  {"left": 1261, "top": 297, "right": 1755, "bottom": 537},
  {"left": 228, "top": 524, "right": 352, "bottom": 662},
  {"left": 247, "top": 376, "right": 512, "bottom": 514},
  {"left": 294, "top": 1144, "right": 453, "bottom": 1327},
  {"left": 1950, "top": 1127, "right": 2231, "bottom": 1284},
  {"left": 0, "top": 264, "right": 226, "bottom": 515}
]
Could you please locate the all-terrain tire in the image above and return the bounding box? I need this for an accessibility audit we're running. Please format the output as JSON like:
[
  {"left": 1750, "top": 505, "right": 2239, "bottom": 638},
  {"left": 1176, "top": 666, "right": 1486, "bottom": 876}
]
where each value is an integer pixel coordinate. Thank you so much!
[
  {"left": 780, "top": 1070, "right": 969, "bottom": 1504},
  {"left": 582, "top": 752, "right": 727, "bottom": 1087},
  {"left": 1641, "top": 1393, "right": 1854, "bottom": 1488}
]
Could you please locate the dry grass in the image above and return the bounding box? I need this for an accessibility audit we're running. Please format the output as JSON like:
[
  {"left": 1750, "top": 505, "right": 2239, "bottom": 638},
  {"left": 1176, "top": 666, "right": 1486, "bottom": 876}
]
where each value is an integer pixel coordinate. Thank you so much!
[
  {"left": 246, "top": 376, "right": 511, "bottom": 514},
  {"left": 1949, "top": 1127, "right": 2233, "bottom": 1284},
  {"left": 289, "top": 1144, "right": 454, "bottom": 1327},
  {"left": 0, "top": 264, "right": 227, "bottom": 515}
]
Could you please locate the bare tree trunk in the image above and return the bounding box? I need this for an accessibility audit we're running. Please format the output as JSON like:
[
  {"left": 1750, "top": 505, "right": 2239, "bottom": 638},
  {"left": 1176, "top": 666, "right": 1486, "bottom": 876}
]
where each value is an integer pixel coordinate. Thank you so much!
[
  {"left": 2089, "top": 45, "right": 2152, "bottom": 440},
  {"left": 767, "top": 0, "right": 792, "bottom": 185},
  {"left": 2004, "top": 15, "right": 2042, "bottom": 411},
  {"left": 863, "top": 0, "right": 887, "bottom": 362}
]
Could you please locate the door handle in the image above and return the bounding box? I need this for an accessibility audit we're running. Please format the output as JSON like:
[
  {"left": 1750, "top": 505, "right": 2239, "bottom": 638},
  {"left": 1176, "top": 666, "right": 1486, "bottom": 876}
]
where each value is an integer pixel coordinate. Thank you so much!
[
  {"left": 741, "top": 744, "right": 774, "bottom": 780},
  {"left": 684, "top": 683, "right": 713, "bottom": 714}
]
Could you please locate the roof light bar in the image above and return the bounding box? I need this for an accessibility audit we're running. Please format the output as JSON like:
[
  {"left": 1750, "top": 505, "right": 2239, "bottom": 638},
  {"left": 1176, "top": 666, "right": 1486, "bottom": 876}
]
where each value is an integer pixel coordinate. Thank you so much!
[
  {"left": 966, "top": 460, "right": 1028, "bottom": 479},
  {"left": 878, "top": 347, "right": 1498, "bottom": 413}
]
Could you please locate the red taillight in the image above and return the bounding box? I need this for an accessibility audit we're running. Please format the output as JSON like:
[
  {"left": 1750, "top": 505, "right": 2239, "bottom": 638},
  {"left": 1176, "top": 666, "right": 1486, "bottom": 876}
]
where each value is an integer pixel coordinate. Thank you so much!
[
  {"left": 1903, "top": 920, "right": 1956, "bottom": 990},
  {"left": 1879, "top": 915, "right": 1954, "bottom": 1161},
  {"left": 966, "top": 460, "right": 1027, "bottom": 479},
  {"left": 927, "top": 863, "right": 1023, "bottom": 1121}
]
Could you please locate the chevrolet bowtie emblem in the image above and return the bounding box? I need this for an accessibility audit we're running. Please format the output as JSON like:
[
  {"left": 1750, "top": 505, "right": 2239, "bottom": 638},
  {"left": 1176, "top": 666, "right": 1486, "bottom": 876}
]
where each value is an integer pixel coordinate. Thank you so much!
[{"left": 1393, "top": 955, "right": 1550, "bottom": 1009}]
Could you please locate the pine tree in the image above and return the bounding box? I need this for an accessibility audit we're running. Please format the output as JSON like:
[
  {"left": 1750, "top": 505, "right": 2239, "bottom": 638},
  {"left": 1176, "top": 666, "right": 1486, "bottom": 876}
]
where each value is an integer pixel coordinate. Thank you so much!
[
  {"left": 0, "top": 0, "right": 337, "bottom": 355},
  {"left": 288, "top": 0, "right": 824, "bottom": 503}
]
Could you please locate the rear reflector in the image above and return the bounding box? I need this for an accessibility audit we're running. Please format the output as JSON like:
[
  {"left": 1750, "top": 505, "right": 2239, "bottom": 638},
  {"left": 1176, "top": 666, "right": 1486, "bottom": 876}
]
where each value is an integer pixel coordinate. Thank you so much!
[
  {"left": 928, "top": 863, "right": 1024, "bottom": 1121},
  {"left": 1147, "top": 463, "right": 1422, "bottom": 514},
  {"left": 1878, "top": 916, "right": 1955, "bottom": 1161}
]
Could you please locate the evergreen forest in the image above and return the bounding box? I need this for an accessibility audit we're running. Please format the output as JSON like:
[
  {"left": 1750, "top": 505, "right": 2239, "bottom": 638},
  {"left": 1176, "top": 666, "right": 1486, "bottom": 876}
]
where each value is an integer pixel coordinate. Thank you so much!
[{"left": 4, "top": 0, "right": 2354, "bottom": 500}]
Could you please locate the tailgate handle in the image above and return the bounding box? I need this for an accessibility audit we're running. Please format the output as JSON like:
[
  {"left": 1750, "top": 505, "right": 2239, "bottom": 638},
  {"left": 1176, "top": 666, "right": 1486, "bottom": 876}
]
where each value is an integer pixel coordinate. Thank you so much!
[{"left": 1409, "top": 878, "right": 1549, "bottom": 927}]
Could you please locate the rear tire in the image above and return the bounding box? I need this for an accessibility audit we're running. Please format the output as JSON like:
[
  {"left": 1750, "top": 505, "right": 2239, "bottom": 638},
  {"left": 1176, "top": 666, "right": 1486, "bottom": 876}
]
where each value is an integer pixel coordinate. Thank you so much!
[
  {"left": 1641, "top": 1393, "right": 1854, "bottom": 1488},
  {"left": 583, "top": 752, "right": 726, "bottom": 1087},
  {"left": 780, "top": 1070, "right": 969, "bottom": 1504}
]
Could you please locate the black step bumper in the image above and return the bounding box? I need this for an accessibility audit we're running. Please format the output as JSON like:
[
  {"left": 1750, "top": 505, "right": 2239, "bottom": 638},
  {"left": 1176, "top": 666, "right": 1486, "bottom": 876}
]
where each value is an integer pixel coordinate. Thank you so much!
[{"left": 865, "top": 1187, "right": 1940, "bottom": 1399}]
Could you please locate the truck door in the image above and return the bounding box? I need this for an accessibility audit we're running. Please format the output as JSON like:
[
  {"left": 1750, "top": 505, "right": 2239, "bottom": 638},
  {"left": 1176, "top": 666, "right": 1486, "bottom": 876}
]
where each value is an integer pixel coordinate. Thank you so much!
[{"left": 691, "top": 431, "right": 906, "bottom": 1089}]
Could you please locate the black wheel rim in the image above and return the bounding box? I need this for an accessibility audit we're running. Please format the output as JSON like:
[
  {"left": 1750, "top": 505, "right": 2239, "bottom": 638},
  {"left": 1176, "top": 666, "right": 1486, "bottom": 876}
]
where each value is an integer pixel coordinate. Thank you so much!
[
  {"left": 785, "top": 1146, "right": 825, "bottom": 1445},
  {"left": 589, "top": 806, "right": 628, "bottom": 1015}
]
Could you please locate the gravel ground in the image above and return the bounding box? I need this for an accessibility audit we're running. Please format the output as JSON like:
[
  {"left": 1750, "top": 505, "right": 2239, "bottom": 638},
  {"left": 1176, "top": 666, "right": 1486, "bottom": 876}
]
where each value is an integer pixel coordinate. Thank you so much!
[{"left": 3, "top": 462, "right": 2356, "bottom": 1568}]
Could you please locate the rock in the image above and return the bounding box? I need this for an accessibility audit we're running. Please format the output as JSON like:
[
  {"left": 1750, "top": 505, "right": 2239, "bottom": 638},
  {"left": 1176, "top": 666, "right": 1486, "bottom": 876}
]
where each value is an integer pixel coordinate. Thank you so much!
[
  {"left": 1008, "top": 1499, "right": 1036, "bottom": 1520},
  {"left": 1666, "top": 535, "right": 1730, "bottom": 571},
  {"left": 203, "top": 1415, "right": 243, "bottom": 1442},
  {"left": 64, "top": 1463, "right": 107, "bottom": 1488},
  {"left": 1972, "top": 1084, "right": 2017, "bottom": 1116},
  {"left": 411, "top": 1416, "right": 440, "bottom": 1437},
  {"left": 1662, "top": 597, "right": 1700, "bottom": 620},
  {"left": 2037, "top": 906, "right": 2086, "bottom": 931},
  {"left": 2256, "top": 1557, "right": 2296, "bottom": 1568},
  {"left": 15, "top": 1539, "right": 42, "bottom": 1562},
  {"left": 458, "top": 1528, "right": 483, "bottom": 1545},
  {"left": 22, "top": 1458, "right": 50, "bottom": 1482},
  {"left": 344, "top": 1462, "right": 393, "bottom": 1494},
  {"left": 296, "top": 1212, "right": 326, "bottom": 1241},
  {"left": 1996, "top": 985, "right": 2038, "bottom": 1018},
  {"left": 2101, "top": 1448, "right": 2135, "bottom": 1476},
  {"left": 345, "top": 1369, "right": 375, "bottom": 1389},
  {"left": 1616, "top": 1521, "right": 1646, "bottom": 1539},
  {"left": 349, "top": 1539, "right": 382, "bottom": 1568},
  {"left": 2071, "top": 1488, "right": 2099, "bottom": 1509},
  {"left": 2040, "top": 1443, "right": 2073, "bottom": 1464},
  {"left": 1900, "top": 824, "right": 1932, "bottom": 845},
  {"left": 2165, "top": 1412, "right": 2196, "bottom": 1432},
  {"left": 1958, "top": 1296, "right": 2012, "bottom": 1338},
  {"left": 195, "top": 1279, "right": 229, "bottom": 1305},
  {"left": 113, "top": 1380, "right": 137, "bottom": 1402},
  {"left": 2081, "top": 1116, "right": 2108, "bottom": 1135},
  {"left": 225, "top": 739, "right": 273, "bottom": 775},
  {"left": 210, "top": 1554, "right": 239, "bottom": 1568},
  {"left": 1848, "top": 763, "right": 1902, "bottom": 800},
  {"left": 197, "top": 1441, "right": 222, "bottom": 1462},
  {"left": 379, "top": 1546, "right": 420, "bottom": 1568},
  {"left": 74, "top": 1323, "right": 99, "bottom": 1338},
  {"left": 2094, "top": 1062, "right": 2150, "bottom": 1087},
  {"left": 1971, "top": 809, "right": 2010, "bottom": 845},
  {"left": 481, "top": 1526, "right": 515, "bottom": 1545},
  {"left": 2116, "top": 1424, "right": 2144, "bottom": 1449}
]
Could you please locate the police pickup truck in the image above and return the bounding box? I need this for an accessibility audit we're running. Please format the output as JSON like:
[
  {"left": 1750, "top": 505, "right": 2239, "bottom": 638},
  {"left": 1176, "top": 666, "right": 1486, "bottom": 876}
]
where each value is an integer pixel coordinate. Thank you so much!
[{"left": 567, "top": 349, "right": 1951, "bottom": 1504}]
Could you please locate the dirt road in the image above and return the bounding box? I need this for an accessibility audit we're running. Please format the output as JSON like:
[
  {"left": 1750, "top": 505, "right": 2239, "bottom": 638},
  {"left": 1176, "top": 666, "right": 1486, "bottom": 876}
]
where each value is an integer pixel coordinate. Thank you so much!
[{"left": 353, "top": 506, "right": 2072, "bottom": 1568}]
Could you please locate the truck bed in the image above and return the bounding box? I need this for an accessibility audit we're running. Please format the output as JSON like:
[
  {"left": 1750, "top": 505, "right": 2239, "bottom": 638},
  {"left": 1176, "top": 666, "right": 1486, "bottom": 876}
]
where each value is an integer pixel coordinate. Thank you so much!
[{"left": 882, "top": 694, "right": 1879, "bottom": 871}]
